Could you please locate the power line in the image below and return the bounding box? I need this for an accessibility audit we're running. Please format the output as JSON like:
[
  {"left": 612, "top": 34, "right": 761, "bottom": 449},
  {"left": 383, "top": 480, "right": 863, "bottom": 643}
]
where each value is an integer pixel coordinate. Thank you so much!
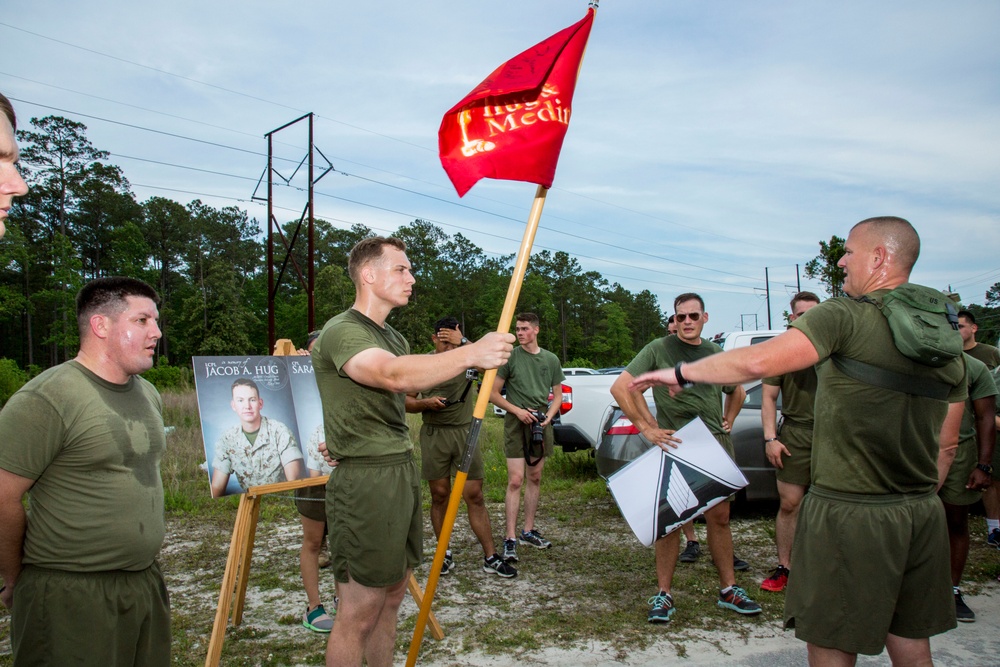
[{"left": 11, "top": 96, "right": 763, "bottom": 288}]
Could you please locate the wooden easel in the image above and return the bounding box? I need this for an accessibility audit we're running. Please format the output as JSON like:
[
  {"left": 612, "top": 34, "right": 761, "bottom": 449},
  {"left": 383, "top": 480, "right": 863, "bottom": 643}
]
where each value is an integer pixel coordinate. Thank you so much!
[{"left": 203, "top": 342, "right": 443, "bottom": 667}]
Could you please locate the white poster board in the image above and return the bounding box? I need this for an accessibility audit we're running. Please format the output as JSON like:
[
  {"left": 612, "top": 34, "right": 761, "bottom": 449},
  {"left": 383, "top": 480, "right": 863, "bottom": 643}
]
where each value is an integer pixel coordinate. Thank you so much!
[{"left": 607, "top": 417, "right": 748, "bottom": 547}]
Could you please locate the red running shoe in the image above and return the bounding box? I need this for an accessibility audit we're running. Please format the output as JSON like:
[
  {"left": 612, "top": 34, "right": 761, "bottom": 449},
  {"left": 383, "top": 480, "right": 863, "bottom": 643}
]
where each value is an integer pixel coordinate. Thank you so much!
[{"left": 761, "top": 565, "right": 789, "bottom": 592}]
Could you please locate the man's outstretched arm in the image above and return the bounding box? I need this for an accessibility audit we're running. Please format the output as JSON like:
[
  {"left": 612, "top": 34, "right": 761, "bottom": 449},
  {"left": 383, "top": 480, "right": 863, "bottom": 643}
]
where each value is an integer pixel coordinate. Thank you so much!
[
  {"left": 343, "top": 332, "right": 513, "bottom": 394},
  {"left": 630, "top": 329, "right": 820, "bottom": 394}
]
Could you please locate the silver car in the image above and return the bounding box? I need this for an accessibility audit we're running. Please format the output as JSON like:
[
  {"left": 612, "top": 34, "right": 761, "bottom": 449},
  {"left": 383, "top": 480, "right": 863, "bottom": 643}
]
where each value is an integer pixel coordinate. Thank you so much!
[{"left": 595, "top": 381, "right": 780, "bottom": 501}]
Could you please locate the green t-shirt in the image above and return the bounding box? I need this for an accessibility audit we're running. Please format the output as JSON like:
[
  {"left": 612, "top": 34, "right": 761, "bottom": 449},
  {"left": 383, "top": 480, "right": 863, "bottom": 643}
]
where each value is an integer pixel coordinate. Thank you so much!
[
  {"left": 497, "top": 346, "right": 564, "bottom": 410},
  {"left": 0, "top": 361, "right": 166, "bottom": 572},
  {"left": 790, "top": 291, "right": 967, "bottom": 494},
  {"left": 420, "top": 365, "right": 476, "bottom": 427},
  {"left": 762, "top": 365, "right": 818, "bottom": 429},
  {"left": 967, "top": 342, "right": 1000, "bottom": 371},
  {"left": 625, "top": 336, "right": 737, "bottom": 437},
  {"left": 959, "top": 353, "right": 998, "bottom": 445},
  {"left": 312, "top": 308, "right": 412, "bottom": 459}
]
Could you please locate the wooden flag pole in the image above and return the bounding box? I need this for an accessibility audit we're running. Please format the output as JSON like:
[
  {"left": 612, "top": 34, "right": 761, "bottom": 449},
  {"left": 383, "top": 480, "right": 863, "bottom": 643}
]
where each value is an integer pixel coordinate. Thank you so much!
[{"left": 406, "top": 185, "right": 549, "bottom": 666}]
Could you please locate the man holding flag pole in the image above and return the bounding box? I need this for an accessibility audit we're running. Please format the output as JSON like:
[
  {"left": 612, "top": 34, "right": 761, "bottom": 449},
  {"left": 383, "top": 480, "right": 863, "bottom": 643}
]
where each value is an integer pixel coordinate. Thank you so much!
[{"left": 407, "top": 3, "right": 597, "bottom": 665}]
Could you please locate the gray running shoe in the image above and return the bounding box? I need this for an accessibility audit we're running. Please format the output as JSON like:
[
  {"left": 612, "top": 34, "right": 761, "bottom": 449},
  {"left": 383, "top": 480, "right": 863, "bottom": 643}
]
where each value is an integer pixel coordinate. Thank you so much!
[
  {"left": 679, "top": 540, "right": 701, "bottom": 563},
  {"left": 519, "top": 529, "right": 552, "bottom": 549},
  {"left": 733, "top": 556, "right": 750, "bottom": 571},
  {"left": 503, "top": 538, "right": 519, "bottom": 562}
]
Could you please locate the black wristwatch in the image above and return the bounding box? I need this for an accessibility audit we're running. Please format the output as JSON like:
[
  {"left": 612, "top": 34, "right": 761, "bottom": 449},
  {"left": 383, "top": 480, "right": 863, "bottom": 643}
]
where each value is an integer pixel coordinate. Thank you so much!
[
  {"left": 976, "top": 463, "right": 993, "bottom": 475},
  {"left": 674, "top": 362, "right": 694, "bottom": 389}
]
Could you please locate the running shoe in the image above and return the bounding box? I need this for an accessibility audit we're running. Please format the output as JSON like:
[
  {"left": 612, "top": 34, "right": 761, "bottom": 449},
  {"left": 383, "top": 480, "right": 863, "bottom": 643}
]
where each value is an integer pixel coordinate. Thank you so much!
[
  {"left": 988, "top": 528, "right": 1000, "bottom": 549},
  {"left": 955, "top": 590, "right": 975, "bottom": 623},
  {"left": 718, "top": 586, "right": 762, "bottom": 615},
  {"left": 483, "top": 554, "right": 518, "bottom": 578},
  {"left": 679, "top": 540, "right": 701, "bottom": 563},
  {"left": 760, "top": 565, "right": 789, "bottom": 592},
  {"left": 647, "top": 591, "right": 675, "bottom": 623},
  {"left": 302, "top": 604, "right": 335, "bottom": 633},
  {"left": 733, "top": 556, "right": 751, "bottom": 572},
  {"left": 503, "top": 538, "right": 519, "bottom": 562},
  {"left": 519, "top": 529, "right": 552, "bottom": 549},
  {"left": 440, "top": 552, "right": 455, "bottom": 576}
]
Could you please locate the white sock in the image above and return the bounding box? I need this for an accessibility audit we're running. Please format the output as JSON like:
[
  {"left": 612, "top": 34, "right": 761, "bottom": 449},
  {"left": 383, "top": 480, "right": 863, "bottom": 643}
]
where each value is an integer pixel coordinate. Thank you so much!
[
  {"left": 986, "top": 519, "right": 999, "bottom": 534},
  {"left": 720, "top": 586, "right": 732, "bottom": 595}
]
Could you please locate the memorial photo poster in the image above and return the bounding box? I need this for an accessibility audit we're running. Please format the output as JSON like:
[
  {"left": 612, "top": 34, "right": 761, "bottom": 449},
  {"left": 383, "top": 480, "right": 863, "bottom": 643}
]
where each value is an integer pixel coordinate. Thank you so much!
[
  {"left": 193, "top": 356, "right": 323, "bottom": 497},
  {"left": 608, "top": 417, "right": 748, "bottom": 547}
]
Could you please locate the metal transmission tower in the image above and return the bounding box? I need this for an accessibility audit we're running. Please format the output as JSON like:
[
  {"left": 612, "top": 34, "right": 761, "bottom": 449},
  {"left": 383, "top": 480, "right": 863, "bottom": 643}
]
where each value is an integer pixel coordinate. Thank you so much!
[{"left": 252, "top": 113, "right": 334, "bottom": 350}]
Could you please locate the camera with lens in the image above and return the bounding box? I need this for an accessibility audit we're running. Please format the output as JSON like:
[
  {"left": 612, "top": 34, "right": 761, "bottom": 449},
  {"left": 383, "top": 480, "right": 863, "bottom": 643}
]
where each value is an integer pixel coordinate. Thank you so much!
[{"left": 529, "top": 409, "right": 547, "bottom": 444}]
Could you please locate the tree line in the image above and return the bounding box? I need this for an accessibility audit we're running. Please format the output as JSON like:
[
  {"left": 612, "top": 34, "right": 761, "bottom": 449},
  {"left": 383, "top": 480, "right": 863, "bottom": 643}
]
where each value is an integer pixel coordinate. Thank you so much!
[{"left": 0, "top": 115, "right": 669, "bottom": 374}]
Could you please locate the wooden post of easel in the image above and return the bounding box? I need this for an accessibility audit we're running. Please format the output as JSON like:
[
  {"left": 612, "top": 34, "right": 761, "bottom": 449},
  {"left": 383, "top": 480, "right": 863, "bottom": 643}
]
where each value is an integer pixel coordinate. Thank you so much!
[{"left": 203, "top": 344, "right": 443, "bottom": 667}]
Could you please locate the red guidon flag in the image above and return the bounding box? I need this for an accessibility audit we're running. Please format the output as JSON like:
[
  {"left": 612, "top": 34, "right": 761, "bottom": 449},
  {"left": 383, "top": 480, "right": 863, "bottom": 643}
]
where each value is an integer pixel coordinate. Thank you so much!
[{"left": 439, "top": 9, "right": 595, "bottom": 197}]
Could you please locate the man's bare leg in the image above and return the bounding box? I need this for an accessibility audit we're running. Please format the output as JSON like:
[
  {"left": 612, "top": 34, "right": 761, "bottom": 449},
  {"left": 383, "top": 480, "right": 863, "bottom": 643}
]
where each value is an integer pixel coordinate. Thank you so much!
[
  {"left": 427, "top": 478, "right": 451, "bottom": 541},
  {"left": 300, "top": 515, "right": 326, "bottom": 610},
  {"left": 884, "top": 634, "right": 933, "bottom": 667},
  {"left": 326, "top": 573, "right": 408, "bottom": 667},
  {"left": 522, "top": 457, "right": 546, "bottom": 533},
  {"left": 505, "top": 458, "right": 524, "bottom": 538},
  {"left": 704, "top": 502, "right": 735, "bottom": 588},
  {"left": 464, "top": 479, "right": 496, "bottom": 557},
  {"left": 655, "top": 529, "right": 681, "bottom": 592},
  {"left": 807, "top": 644, "right": 857, "bottom": 667},
  {"left": 775, "top": 481, "right": 807, "bottom": 566}
]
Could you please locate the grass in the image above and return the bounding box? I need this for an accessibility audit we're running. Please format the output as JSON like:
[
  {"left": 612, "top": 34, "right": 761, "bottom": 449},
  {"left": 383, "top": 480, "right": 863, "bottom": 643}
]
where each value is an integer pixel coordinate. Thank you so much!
[{"left": 2, "top": 388, "right": 1000, "bottom": 666}]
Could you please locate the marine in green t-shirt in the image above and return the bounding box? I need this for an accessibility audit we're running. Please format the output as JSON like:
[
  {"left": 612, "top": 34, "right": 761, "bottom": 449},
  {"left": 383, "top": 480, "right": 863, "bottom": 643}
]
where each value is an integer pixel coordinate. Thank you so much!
[
  {"left": 0, "top": 277, "right": 170, "bottom": 666},
  {"left": 759, "top": 291, "right": 822, "bottom": 593},
  {"left": 958, "top": 310, "right": 1000, "bottom": 370},
  {"left": 490, "top": 313, "right": 565, "bottom": 559},
  {"left": 938, "top": 353, "right": 997, "bottom": 622},
  {"left": 405, "top": 317, "right": 515, "bottom": 579},
  {"left": 612, "top": 292, "right": 755, "bottom": 624},
  {"left": 309, "top": 237, "right": 514, "bottom": 664},
  {"left": 625, "top": 218, "right": 968, "bottom": 661}
]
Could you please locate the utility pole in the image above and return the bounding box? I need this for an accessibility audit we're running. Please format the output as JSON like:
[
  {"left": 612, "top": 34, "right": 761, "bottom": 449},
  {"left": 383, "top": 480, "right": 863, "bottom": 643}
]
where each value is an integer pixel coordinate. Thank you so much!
[
  {"left": 765, "top": 267, "right": 772, "bottom": 329},
  {"left": 796, "top": 263, "right": 801, "bottom": 293},
  {"left": 253, "top": 113, "right": 334, "bottom": 350}
]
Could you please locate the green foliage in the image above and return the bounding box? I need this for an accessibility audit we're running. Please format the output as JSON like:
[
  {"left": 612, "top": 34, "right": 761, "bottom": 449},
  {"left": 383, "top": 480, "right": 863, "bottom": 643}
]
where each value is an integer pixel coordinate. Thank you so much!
[
  {"left": 804, "top": 235, "right": 846, "bottom": 297},
  {"left": 0, "top": 358, "right": 28, "bottom": 406},
  {"left": 141, "top": 361, "right": 192, "bottom": 392}
]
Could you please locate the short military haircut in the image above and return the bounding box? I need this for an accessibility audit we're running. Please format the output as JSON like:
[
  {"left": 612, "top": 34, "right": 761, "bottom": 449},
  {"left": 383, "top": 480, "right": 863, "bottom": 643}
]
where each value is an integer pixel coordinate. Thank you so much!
[
  {"left": 516, "top": 312, "right": 540, "bottom": 326},
  {"left": 0, "top": 92, "right": 16, "bottom": 132},
  {"left": 76, "top": 277, "right": 160, "bottom": 335},
  {"left": 673, "top": 292, "right": 705, "bottom": 311},
  {"left": 347, "top": 236, "right": 407, "bottom": 284},
  {"left": 305, "top": 330, "right": 322, "bottom": 349},
  {"left": 231, "top": 378, "right": 260, "bottom": 397},
  {"left": 434, "top": 316, "right": 461, "bottom": 333},
  {"left": 852, "top": 216, "right": 920, "bottom": 273},
  {"left": 667, "top": 314, "right": 675, "bottom": 324},
  {"left": 790, "top": 291, "right": 821, "bottom": 311},
  {"left": 957, "top": 310, "right": 976, "bottom": 324}
]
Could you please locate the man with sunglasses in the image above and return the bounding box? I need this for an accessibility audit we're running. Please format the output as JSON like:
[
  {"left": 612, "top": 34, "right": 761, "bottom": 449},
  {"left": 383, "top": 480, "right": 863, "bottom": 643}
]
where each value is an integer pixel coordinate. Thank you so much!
[
  {"left": 611, "top": 293, "right": 756, "bottom": 623},
  {"left": 628, "top": 217, "right": 968, "bottom": 666},
  {"left": 406, "top": 317, "right": 516, "bottom": 579}
]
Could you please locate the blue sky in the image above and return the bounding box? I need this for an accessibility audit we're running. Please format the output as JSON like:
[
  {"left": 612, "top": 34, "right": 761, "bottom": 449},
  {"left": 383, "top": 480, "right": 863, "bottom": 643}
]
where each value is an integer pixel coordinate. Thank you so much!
[{"left": 3, "top": 0, "right": 998, "bottom": 335}]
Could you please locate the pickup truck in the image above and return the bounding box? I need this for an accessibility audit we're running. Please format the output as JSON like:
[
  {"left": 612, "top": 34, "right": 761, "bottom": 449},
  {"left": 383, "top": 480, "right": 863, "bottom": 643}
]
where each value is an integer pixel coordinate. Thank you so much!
[{"left": 553, "top": 330, "right": 785, "bottom": 451}]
